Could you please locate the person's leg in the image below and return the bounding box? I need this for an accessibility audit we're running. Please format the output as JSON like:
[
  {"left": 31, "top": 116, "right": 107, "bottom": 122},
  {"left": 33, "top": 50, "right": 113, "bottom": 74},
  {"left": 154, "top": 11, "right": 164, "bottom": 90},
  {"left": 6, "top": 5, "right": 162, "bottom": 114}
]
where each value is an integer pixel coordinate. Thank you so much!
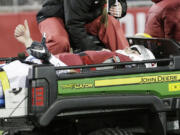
[
  {"left": 38, "top": 17, "right": 70, "bottom": 55},
  {"left": 86, "top": 15, "right": 129, "bottom": 51}
]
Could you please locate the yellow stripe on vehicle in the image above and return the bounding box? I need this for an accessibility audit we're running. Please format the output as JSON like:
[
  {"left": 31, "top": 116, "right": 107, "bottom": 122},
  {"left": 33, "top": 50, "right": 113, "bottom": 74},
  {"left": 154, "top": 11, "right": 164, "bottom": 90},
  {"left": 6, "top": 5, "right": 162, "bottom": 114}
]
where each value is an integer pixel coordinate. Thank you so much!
[
  {"left": 0, "top": 71, "right": 10, "bottom": 91},
  {"left": 169, "top": 83, "right": 180, "bottom": 92},
  {"left": 95, "top": 74, "right": 180, "bottom": 87}
]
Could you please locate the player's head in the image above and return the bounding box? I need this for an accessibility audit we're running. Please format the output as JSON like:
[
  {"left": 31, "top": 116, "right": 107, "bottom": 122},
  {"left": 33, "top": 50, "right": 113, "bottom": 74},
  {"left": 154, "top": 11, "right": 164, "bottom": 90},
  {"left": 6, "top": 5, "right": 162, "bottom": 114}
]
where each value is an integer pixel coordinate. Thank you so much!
[{"left": 130, "top": 45, "right": 157, "bottom": 68}]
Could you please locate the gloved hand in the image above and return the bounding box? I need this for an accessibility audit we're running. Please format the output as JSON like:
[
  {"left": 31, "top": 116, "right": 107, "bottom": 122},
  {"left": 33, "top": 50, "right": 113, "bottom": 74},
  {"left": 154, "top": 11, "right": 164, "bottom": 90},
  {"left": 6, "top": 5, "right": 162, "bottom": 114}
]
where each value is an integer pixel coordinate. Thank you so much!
[
  {"left": 27, "top": 41, "right": 51, "bottom": 60},
  {"left": 109, "top": 1, "right": 122, "bottom": 18},
  {"left": 14, "top": 20, "right": 33, "bottom": 48}
]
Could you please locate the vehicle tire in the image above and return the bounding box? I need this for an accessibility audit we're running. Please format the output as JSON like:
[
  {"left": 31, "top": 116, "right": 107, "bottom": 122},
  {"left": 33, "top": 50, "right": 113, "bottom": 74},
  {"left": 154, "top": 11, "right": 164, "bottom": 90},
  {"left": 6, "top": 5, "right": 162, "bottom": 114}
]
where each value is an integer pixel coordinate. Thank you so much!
[{"left": 88, "top": 128, "right": 133, "bottom": 135}]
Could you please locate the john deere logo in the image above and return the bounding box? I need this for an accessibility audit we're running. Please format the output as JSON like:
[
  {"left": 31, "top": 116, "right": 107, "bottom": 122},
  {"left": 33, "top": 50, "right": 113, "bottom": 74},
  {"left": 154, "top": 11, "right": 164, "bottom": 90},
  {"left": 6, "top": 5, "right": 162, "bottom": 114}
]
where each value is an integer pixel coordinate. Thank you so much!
[
  {"left": 141, "top": 75, "right": 177, "bottom": 83},
  {"left": 95, "top": 74, "right": 180, "bottom": 87}
]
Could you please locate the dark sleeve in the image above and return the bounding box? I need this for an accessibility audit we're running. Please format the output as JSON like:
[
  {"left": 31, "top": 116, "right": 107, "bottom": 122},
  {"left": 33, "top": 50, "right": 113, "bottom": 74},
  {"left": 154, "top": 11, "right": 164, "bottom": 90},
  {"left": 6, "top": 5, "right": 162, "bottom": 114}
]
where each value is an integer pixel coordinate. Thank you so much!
[
  {"left": 36, "top": 0, "right": 63, "bottom": 23},
  {"left": 109, "top": 0, "right": 127, "bottom": 18},
  {"left": 118, "top": 0, "right": 127, "bottom": 18},
  {"left": 64, "top": 0, "right": 103, "bottom": 51}
]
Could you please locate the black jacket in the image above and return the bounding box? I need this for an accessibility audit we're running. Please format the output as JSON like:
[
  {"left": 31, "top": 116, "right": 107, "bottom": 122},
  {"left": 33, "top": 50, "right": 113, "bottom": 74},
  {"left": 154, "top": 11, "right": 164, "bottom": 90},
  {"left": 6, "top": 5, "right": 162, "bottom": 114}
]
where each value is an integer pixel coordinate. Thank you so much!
[{"left": 37, "top": 0, "right": 127, "bottom": 51}]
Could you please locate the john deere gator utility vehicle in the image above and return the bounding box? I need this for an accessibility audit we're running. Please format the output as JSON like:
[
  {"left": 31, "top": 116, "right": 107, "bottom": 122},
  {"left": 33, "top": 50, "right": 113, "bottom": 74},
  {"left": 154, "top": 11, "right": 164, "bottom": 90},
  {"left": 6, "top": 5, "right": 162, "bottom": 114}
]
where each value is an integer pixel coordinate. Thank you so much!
[{"left": 1, "top": 37, "right": 180, "bottom": 135}]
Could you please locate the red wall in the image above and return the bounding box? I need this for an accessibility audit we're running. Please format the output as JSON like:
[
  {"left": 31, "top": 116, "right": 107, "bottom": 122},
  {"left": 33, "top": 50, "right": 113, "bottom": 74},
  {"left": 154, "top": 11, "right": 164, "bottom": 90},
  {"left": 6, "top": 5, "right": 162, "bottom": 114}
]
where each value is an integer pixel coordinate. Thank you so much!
[
  {"left": 0, "top": 12, "right": 41, "bottom": 57},
  {"left": 0, "top": 7, "right": 150, "bottom": 58},
  {"left": 121, "top": 7, "right": 149, "bottom": 36}
]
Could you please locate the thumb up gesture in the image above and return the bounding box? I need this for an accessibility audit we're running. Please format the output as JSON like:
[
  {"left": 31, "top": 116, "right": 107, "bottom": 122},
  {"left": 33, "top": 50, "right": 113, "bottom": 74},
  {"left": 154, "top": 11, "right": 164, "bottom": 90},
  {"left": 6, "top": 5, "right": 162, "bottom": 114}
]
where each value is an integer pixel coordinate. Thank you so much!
[{"left": 14, "top": 20, "right": 33, "bottom": 48}]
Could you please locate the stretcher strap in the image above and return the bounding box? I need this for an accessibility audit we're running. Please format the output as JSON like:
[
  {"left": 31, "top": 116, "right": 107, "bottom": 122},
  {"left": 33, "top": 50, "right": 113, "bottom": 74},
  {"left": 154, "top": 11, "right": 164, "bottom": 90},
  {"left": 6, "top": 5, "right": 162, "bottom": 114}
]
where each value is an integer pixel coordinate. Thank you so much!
[{"left": 79, "top": 52, "right": 96, "bottom": 71}]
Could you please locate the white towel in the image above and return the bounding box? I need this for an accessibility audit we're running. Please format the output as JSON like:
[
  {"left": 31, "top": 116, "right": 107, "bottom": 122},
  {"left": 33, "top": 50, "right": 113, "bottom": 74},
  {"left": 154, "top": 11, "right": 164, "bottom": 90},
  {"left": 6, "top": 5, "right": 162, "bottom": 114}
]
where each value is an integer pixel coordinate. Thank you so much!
[{"left": 2, "top": 60, "right": 32, "bottom": 89}]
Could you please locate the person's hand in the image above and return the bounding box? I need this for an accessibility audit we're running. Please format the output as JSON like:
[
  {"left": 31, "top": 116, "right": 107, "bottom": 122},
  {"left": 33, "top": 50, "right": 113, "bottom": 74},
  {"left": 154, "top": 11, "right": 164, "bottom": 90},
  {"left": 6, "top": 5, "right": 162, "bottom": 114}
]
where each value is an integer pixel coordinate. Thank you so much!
[
  {"left": 14, "top": 20, "right": 33, "bottom": 48},
  {"left": 109, "top": 2, "right": 122, "bottom": 18},
  {"left": 27, "top": 41, "right": 50, "bottom": 60}
]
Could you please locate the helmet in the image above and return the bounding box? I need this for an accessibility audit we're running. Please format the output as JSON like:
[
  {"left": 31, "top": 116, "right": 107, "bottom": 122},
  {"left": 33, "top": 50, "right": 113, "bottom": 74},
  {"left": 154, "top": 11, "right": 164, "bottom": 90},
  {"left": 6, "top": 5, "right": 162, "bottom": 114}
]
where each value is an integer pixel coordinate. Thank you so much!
[
  {"left": 130, "top": 45, "right": 157, "bottom": 68},
  {"left": 116, "top": 49, "right": 143, "bottom": 62}
]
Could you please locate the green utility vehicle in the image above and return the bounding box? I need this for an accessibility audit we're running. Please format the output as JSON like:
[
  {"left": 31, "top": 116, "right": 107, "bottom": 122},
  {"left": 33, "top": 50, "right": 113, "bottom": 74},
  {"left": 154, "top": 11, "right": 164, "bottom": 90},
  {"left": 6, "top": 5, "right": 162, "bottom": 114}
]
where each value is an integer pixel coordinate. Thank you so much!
[{"left": 1, "top": 38, "right": 180, "bottom": 135}]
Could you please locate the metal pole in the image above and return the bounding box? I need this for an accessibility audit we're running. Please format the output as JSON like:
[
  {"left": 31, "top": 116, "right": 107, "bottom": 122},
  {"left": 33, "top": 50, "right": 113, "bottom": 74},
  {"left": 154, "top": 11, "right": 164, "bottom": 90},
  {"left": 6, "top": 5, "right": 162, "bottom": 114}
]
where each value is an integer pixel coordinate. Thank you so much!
[{"left": 13, "top": 0, "right": 18, "bottom": 13}]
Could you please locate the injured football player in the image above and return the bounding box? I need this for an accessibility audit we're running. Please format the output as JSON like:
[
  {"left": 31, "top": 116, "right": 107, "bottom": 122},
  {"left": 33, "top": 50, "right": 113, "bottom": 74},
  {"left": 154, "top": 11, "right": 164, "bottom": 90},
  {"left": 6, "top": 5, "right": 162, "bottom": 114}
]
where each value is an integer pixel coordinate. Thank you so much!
[{"left": 14, "top": 20, "right": 156, "bottom": 71}]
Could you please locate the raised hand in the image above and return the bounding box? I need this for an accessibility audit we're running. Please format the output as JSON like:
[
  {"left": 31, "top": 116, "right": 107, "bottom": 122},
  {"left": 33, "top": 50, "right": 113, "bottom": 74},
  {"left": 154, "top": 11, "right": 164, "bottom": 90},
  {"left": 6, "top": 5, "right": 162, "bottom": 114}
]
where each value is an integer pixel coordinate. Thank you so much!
[{"left": 14, "top": 20, "right": 33, "bottom": 48}]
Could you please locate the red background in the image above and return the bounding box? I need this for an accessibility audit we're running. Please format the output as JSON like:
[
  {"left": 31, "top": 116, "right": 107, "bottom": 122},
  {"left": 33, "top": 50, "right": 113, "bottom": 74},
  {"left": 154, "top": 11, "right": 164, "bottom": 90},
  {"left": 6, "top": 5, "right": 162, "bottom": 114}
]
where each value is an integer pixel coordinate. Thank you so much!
[{"left": 0, "top": 7, "right": 149, "bottom": 58}]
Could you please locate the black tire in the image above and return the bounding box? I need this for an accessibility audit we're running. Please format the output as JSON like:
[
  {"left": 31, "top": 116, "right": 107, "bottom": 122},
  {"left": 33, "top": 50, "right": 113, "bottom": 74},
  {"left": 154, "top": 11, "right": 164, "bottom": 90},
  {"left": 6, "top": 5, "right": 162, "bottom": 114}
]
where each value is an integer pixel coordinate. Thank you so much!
[{"left": 88, "top": 128, "right": 133, "bottom": 135}]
